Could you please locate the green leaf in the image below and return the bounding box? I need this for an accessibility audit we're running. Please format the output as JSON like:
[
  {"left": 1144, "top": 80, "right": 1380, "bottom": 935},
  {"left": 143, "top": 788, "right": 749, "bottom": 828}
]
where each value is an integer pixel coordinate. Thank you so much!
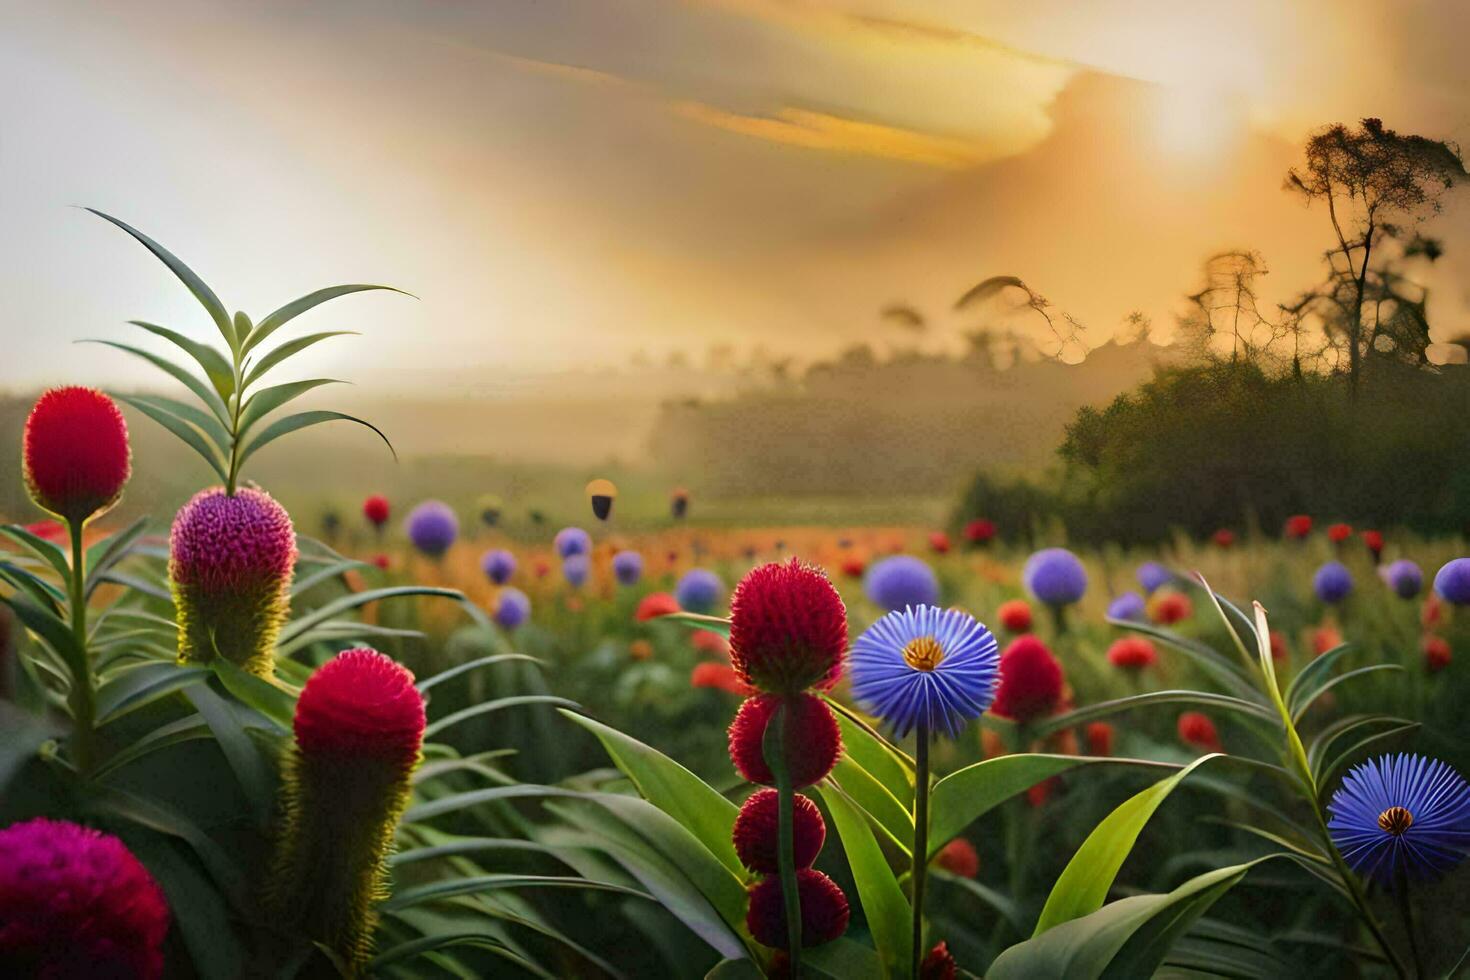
[
  {"left": 1031, "top": 690, "right": 1277, "bottom": 738},
  {"left": 114, "top": 394, "right": 229, "bottom": 482},
  {"left": 237, "top": 409, "right": 394, "bottom": 469},
  {"left": 707, "top": 960, "right": 763, "bottom": 979},
  {"left": 826, "top": 697, "right": 914, "bottom": 802},
  {"left": 237, "top": 378, "right": 344, "bottom": 439},
  {"left": 1106, "top": 619, "right": 1260, "bottom": 700},
  {"left": 390, "top": 836, "right": 565, "bottom": 867},
  {"left": 990, "top": 859, "right": 1273, "bottom": 980},
  {"left": 288, "top": 557, "right": 367, "bottom": 597},
  {"left": 126, "top": 320, "right": 235, "bottom": 402},
  {"left": 370, "top": 933, "right": 536, "bottom": 973},
  {"left": 423, "top": 695, "right": 580, "bottom": 740},
  {"left": 94, "top": 662, "right": 210, "bottom": 724},
  {"left": 828, "top": 755, "right": 912, "bottom": 852},
  {"left": 123, "top": 833, "right": 244, "bottom": 979},
  {"left": 1291, "top": 664, "right": 1403, "bottom": 724},
  {"left": 118, "top": 394, "right": 231, "bottom": 456},
  {"left": 1033, "top": 753, "right": 1222, "bottom": 936},
  {"left": 83, "top": 516, "right": 151, "bottom": 598},
  {"left": 1307, "top": 714, "right": 1410, "bottom": 775},
  {"left": 932, "top": 870, "right": 1025, "bottom": 933},
  {"left": 92, "top": 714, "right": 212, "bottom": 779},
  {"left": 384, "top": 874, "right": 651, "bottom": 911},
  {"left": 0, "top": 560, "right": 66, "bottom": 613},
  {"left": 3, "top": 592, "right": 87, "bottom": 677},
  {"left": 1317, "top": 722, "right": 1419, "bottom": 788},
  {"left": 0, "top": 524, "right": 73, "bottom": 582},
  {"left": 804, "top": 939, "right": 886, "bottom": 980},
  {"left": 86, "top": 209, "right": 236, "bottom": 348},
  {"left": 929, "top": 754, "right": 1175, "bottom": 859},
  {"left": 185, "top": 684, "right": 276, "bottom": 826},
  {"left": 86, "top": 781, "right": 246, "bottom": 900},
  {"left": 561, "top": 709, "right": 744, "bottom": 880},
  {"left": 417, "top": 653, "right": 542, "bottom": 694},
  {"left": 1284, "top": 642, "right": 1356, "bottom": 714},
  {"left": 818, "top": 783, "right": 911, "bottom": 979},
  {"left": 276, "top": 585, "right": 460, "bottom": 645},
  {"left": 247, "top": 284, "right": 409, "bottom": 354},
  {"left": 88, "top": 341, "right": 231, "bottom": 424},
  {"left": 242, "top": 331, "right": 356, "bottom": 389},
  {"left": 657, "top": 611, "right": 733, "bottom": 636},
  {"left": 211, "top": 658, "right": 296, "bottom": 730}
]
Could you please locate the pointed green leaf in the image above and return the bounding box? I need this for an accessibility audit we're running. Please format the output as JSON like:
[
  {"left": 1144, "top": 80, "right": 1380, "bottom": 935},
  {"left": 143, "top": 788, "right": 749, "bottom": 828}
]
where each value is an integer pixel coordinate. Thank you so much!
[
  {"left": 237, "top": 378, "right": 344, "bottom": 438},
  {"left": 0, "top": 560, "right": 65, "bottom": 613},
  {"left": 423, "top": 695, "right": 580, "bottom": 739},
  {"left": 95, "top": 662, "right": 210, "bottom": 725},
  {"left": 85, "top": 341, "right": 230, "bottom": 423},
  {"left": 116, "top": 393, "right": 230, "bottom": 459},
  {"left": 247, "top": 284, "right": 410, "bottom": 353},
  {"left": 127, "top": 321, "right": 235, "bottom": 401},
  {"left": 1285, "top": 642, "right": 1357, "bottom": 714},
  {"left": 114, "top": 395, "right": 229, "bottom": 482},
  {"left": 211, "top": 659, "right": 296, "bottom": 730},
  {"left": 92, "top": 715, "right": 212, "bottom": 779},
  {"left": 1032, "top": 691, "right": 1277, "bottom": 739},
  {"left": 818, "top": 783, "right": 911, "bottom": 978},
  {"left": 1292, "top": 664, "right": 1403, "bottom": 723},
  {"left": 242, "top": 331, "right": 356, "bottom": 389},
  {"left": 83, "top": 516, "right": 151, "bottom": 597},
  {"left": 657, "top": 611, "right": 732, "bottom": 637},
  {"left": 384, "top": 874, "right": 650, "bottom": 911},
  {"left": 828, "top": 755, "right": 912, "bottom": 852},
  {"left": 0, "top": 524, "right": 73, "bottom": 582},
  {"left": 1033, "top": 753, "right": 1223, "bottom": 936},
  {"left": 276, "top": 585, "right": 459, "bottom": 645},
  {"left": 236, "top": 409, "right": 393, "bottom": 469},
  {"left": 87, "top": 209, "right": 235, "bottom": 348},
  {"left": 417, "top": 653, "right": 542, "bottom": 694}
]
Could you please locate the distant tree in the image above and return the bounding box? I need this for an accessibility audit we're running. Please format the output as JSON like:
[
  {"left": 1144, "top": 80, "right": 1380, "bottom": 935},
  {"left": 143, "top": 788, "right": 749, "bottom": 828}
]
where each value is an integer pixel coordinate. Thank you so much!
[
  {"left": 954, "top": 275, "right": 1085, "bottom": 361},
  {"left": 1285, "top": 118, "right": 1466, "bottom": 394},
  {"left": 1182, "top": 250, "right": 1287, "bottom": 366}
]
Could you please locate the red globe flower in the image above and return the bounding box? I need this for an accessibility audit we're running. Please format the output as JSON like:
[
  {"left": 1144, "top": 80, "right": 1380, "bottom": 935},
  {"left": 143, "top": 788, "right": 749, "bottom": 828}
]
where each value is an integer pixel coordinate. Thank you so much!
[
  {"left": 0, "top": 818, "right": 170, "bottom": 979},
  {"left": 691, "top": 629, "right": 730, "bottom": 656},
  {"left": 1149, "top": 591, "right": 1193, "bottom": 625},
  {"left": 635, "top": 592, "right": 680, "bottom": 622},
  {"left": 840, "top": 556, "right": 867, "bottom": 579},
  {"left": 22, "top": 386, "right": 131, "bottom": 523},
  {"left": 1327, "top": 522, "right": 1353, "bottom": 544},
  {"left": 921, "top": 941, "right": 958, "bottom": 980},
  {"left": 295, "top": 648, "right": 425, "bottom": 771},
  {"left": 371, "top": 553, "right": 391, "bottom": 570},
  {"left": 1423, "top": 634, "right": 1451, "bottom": 673},
  {"left": 729, "top": 559, "right": 847, "bottom": 694},
  {"left": 997, "top": 599, "right": 1033, "bottom": 633},
  {"left": 928, "top": 531, "right": 951, "bottom": 554},
  {"left": 990, "top": 635, "right": 1064, "bottom": 723},
  {"left": 1422, "top": 595, "right": 1444, "bottom": 629},
  {"left": 1268, "top": 630, "right": 1289, "bottom": 661},
  {"left": 728, "top": 693, "right": 841, "bottom": 788},
  {"left": 1211, "top": 528, "right": 1235, "bottom": 549},
  {"left": 1177, "top": 711, "right": 1221, "bottom": 753},
  {"left": 1085, "top": 721, "right": 1114, "bottom": 756},
  {"left": 963, "top": 519, "right": 996, "bottom": 545},
  {"left": 732, "top": 788, "right": 826, "bottom": 873},
  {"left": 1106, "top": 636, "right": 1157, "bottom": 670},
  {"left": 1362, "top": 529, "right": 1384, "bottom": 557},
  {"left": 746, "top": 869, "right": 849, "bottom": 949},
  {"left": 362, "top": 494, "right": 390, "bottom": 528},
  {"left": 1313, "top": 626, "right": 1343, "bottom": 657},
  {"left": 23, "top": 520, "right": 65, "bottom": 543},
  {"left": 691, "top": 661, "right": 754, "bottom": 695},
  {"left": 1284, "top": 514, "right": 1313, "bottom": 540},
  {"left": 934, "top": 837, "right": 979, "bottom": 878}
]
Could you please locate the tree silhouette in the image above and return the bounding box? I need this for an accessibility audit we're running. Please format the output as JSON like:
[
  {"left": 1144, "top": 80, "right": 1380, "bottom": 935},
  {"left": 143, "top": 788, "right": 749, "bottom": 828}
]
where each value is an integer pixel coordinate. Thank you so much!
[{"left": 1285, "top": 118, "right": 1466, "bottom": 394}]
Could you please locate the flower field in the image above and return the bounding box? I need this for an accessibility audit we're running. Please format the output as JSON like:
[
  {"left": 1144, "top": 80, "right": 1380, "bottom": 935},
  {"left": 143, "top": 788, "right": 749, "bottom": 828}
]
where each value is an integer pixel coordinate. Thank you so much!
[{"left": 2, "top": 215, "right": 1469, "bottom": 980}]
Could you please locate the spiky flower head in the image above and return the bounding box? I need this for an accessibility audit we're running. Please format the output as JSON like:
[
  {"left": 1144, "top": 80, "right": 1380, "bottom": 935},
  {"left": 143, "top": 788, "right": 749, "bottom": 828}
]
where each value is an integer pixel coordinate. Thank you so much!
[
  {"left": 554, "top": 526, "right": 591, "bottom": 559},
  {"left": 920, "top": 941, "right": 958, "bottom": 980},
  {"left": 1314, "top": 561, "right": 1354, "bottom": 604},
  {"left": 1136, "top": 561, "right": 1171, "bottom": 594},
  {"left": 0, "top": 818, "right": 169, "bottom": 979},
  {"left": 850, "top": 605, "right": 999, "bottom": 738},
  {"left": 732, "top": 788, "right": 826, "bottom": 873},
  {"left": 22, "top": 386, "right": 131, "bottom": 524},
  {"left": 1434, "top": 558, "right": 1470, "bottom": 605},
  {"left": 864, "top": 555, "right": 939, "bottom": 611},
  {"left": 1381, "top": 559, "right": 1422, "bottom": 599},
  {"left": 746, "top": 869, "right": 849, "bottom": 949},
  {"left": 1327, "top": 522, "right": 1353, "bottom": 543},
  {"left": 997, "top": 599, "right": 1032, "bottom": 633},
  {"left": 1023, "top": 548, "right": 1087, "bottom": 607},
  {"left": 1422, "top": 634, "right": 1451, "bottom": 673},
  {"left": 963, "top": 519, "right": 996, "bottom": 544},
  {"left": 990, "top": 635, "right": 1063, "bottom": 723},
  {"left": 271, "top": 649, "right": 425, "bottom": 973},
  {"left": 676, "top": 568, "right": 724, "bottom": 613},
  {"left": 362, "top": 494, "right": 390, "bottom": 528},
  {"left": 729, "top": 559, "right": 847, "bottom": 695},
  {"left": 170, "top": 486, "right": 296, "bottom": 677},
  {"left": 1177, "top": 711, "right": 1220, "bottom": 752},
  {"left": 612, "top": 550, "right": 643, "bottom": 586},
  {"left": 405, "top": 500, "right": 458, "bottom": 558},
  {"left": 1107, "top": 636, "right": 1157, "bottom": 670},
  {"left": 494, "top": 588, "right": 531, "bottom": 630},
  {"left": 727, "top": 693, "right": 841, "bottom": 788},
  {"left": 562, "top": 553, "right": 590, "bottom": 588},
  {"left": 481, "top": 548, "right": 516, "bottom": 585},
  {"left": 1327, "top": 753, "right": 1470, "bottom": 884},
  {"left": 635, "top": 592, "right": 680, "bottom": 622},
  {"left": 1106, "top": 592, "right": 1147, "bottom": 622}
]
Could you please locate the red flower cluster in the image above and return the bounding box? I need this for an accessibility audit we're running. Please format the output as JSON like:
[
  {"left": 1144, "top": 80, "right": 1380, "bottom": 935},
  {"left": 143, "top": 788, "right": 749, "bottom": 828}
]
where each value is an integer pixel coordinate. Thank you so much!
[
  {"left": 928, "top": 531, "right": 952, "bottom": 554},
  {"left": 362, "top": 494, "right": 390, "bottom": 528},
  {"left": 729, "top": 694, "right": 841, "bottom": 787},
  {"left": 1177, "top": 711, "right": 1221, "bottom": 753},
  {"left": 1284, "top": 514, "right": 1313, "bottom": 540},
  {"left": 746, "top": 870, "right": 849, "bottom": 949},
  {"left": 1423, "top": 634, "right": 1451, "bottom": 673},
  {"left": 733, "top": 789, "right": 826, "bottom": 873},
  {"left": 921, "top": 941, "right": 959, "bottom": 980},
  {"left": 840, "top": 556, "right": 867, "bottom": 579},
  {"left": 1362, "top": 529, "right": 1384, "bottom": 559},
  {"left": 997, "top": 599, "right": 1033, "bottom": 634},
  {"left": 728, "top": 559, "right": 847, "bottom": 694},
  {"left": 1327, "top": 522, "right": 1353, "bottom": 544},
  {"left": 635, "top": 592, "right": 680, "bottom": 622},
  {"left": 22, "top": 386, "right": 131, "bottom": 523},
  {"left": 1150, "top": 591, "right": 1193, "bottom": 625},
  {"left": 1106, "top": 636, "right": 1157, "bottom": 670},
  {"left": 1211, "top": 528, "right": 1235, "bottom": 549},
  {"left": 990, "top": 635, "right": 1064, "bottom": 723},
  {"left": 934, "top": 837, "right": 979, "bottom": 878},
  {"left": 963, "top": 519, "right": 996, "bottom": 545}
]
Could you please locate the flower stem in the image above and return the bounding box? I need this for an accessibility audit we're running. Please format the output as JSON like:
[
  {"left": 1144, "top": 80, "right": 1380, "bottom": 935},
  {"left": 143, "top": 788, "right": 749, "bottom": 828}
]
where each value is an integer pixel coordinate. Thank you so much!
[
  {"left": 66, "top": 520, "right": 96, "bottom": 775},
  {"left": 765, "top": 701, "right": 802, "bottom": 976},
  {"left": 1395, "top": 865, "right": 1423, "bottom": 979},
  {"left": 911, "top": 717, "right": 930, "bottom": 979}
]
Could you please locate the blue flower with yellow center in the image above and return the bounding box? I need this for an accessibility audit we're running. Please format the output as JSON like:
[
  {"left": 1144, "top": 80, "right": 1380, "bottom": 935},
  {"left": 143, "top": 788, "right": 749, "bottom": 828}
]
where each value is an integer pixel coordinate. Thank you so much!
[
  {"left": 1327, "top": 753, "right": 1470, "bottom": 885},
  {"left": 849, "top": 605, "right": 999, "bottom": 739}
]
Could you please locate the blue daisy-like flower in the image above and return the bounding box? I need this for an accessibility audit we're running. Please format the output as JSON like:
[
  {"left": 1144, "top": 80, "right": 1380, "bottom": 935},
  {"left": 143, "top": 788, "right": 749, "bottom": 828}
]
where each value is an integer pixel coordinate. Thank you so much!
[
  {"left": 849, "top": 605, "right": 1000, "bottom": 739},
  {"left": 1327, "top": 753, "right": 1470, "bottom": 884}
]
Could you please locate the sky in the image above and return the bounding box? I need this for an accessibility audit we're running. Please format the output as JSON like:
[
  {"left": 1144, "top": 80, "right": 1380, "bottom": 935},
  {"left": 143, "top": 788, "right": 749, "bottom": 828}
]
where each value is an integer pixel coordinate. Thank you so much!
[{"left": 4, "top": 0, "right": 1470, "bottom": 395}]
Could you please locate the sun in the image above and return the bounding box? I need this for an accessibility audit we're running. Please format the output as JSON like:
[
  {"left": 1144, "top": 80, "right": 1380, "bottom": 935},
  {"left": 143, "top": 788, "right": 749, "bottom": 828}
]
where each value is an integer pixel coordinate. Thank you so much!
[{"left": 1152, "top": 84, "right": 1240, "bottom": 160}]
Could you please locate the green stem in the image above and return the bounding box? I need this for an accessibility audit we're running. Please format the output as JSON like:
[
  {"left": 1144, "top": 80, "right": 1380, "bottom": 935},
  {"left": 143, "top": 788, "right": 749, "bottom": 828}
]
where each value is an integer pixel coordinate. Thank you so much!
[
  {"left": 1048, "top": 603, "right": 1068, "bottom": 637},
  {"left": 1310, "top": 797, "right": 1408, "bottom": 978},
  {"left": 66, "top": 520, "right": 96, "bottom": 775},
  {"left": 911, "top": 718, "right": 931, "bottom": 980},
  {"left": 1395, "top": 865, "right": 1423, "bottom": 979},
  {"left": 765, "top": 701, "right": 802, "bottom": 976}
]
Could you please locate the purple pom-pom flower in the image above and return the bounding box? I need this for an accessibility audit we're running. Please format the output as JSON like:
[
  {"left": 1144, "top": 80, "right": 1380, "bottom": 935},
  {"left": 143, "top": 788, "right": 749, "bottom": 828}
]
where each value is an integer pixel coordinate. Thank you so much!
[
  {"left": 554, "top": 526, "right": 591, "bottom": 559},
  {"left": 406, "top": 500, "right": 458, "bottom": 558},
  {"left": 1106, "top": 591, "right": 1147, "bottom": 622},
  {"left": 864, "top": 556, "right": 939, "bottom": 612},
  {"left": 563, "top": 553, "right": 591, "bottom": 587},
  {"left": 1380, "top": 559, "right": 1422, "bottom": 600},
  {"left": 1433, "top": 558, "right": 1470, "bottom": 605},
  {"left": 612, "top": 550, "right": 643, "bottom": 586},
  {"left": 1023, "top": 548, "right": 1088, "bottom": 607},
  {"left": 1136, "top": 561, "right": 1171, "bottom": 594},
  {"left": 481, "top": 548, "right": 516, "bottom": 585},
  {"left": 676, "top": 568, "right": 724, "bottom": 613},
  {"left": 1314, "top": 561, "right": 1354, "bottom": 604},
  {"left": 494, "top": 588, "right": 531, "bottom": 629}
]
